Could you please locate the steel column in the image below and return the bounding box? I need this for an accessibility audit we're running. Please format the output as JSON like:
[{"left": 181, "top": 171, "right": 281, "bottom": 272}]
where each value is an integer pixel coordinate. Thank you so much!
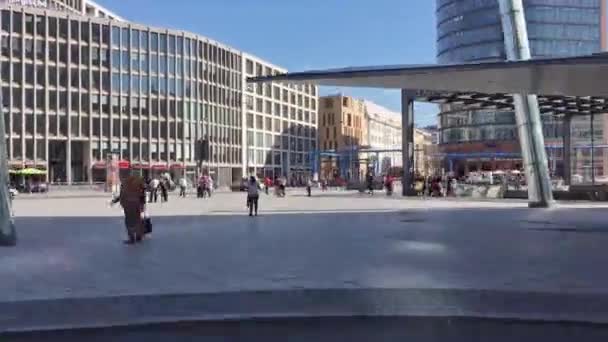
[
  {"left": 401, "top": 90, "right": 415, "bottom": 196},
  {"left": 591, "top": 113, "right": 596, "bottom": 185},
  {"left": 499, "top": 0, "right": 554, "bottom": 208},
  {"left": 563, "top": 114, "right": 572, "bottom": 185}
]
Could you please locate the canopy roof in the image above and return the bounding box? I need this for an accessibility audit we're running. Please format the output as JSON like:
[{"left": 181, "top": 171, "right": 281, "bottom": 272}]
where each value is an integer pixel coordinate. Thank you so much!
[{"left": 249, "top": 53, "right": 608, "bottom": 116}]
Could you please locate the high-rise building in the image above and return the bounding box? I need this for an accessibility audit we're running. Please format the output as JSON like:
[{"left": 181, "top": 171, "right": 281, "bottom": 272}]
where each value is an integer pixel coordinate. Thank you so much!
[
  {"left": 436, "top": 0, "right": 606, "bottom": 182},
  {"left": 0, "top": 4, "right": 317, "bottom": 187}
]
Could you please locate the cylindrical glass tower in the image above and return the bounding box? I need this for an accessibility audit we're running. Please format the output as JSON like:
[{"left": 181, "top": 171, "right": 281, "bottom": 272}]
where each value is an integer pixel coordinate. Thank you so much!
[{"left": 436, "top": 0, "right": 605, "bottom": 179}]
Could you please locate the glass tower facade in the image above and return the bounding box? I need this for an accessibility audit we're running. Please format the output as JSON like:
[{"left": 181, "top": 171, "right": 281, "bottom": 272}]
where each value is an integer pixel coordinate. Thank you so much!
[
  {"left": 436, "top": 0, "right": 605, "bottom": 179},
  {"left": 1, "top": 5, "right": 317, "bottom": 186}
]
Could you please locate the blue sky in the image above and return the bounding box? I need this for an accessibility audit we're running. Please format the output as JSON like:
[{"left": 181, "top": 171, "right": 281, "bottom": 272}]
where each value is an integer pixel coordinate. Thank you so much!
[{"left": 97, "top": 0, "right": 438, "bottom": 125}]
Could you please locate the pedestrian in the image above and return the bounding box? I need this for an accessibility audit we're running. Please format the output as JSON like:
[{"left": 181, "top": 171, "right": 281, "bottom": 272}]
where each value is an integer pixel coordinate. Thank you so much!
[
  {"left": 111, "top": 175, "right": 146, "bottom": 245},
  {"left": 150, "top": 178, "right": 159, "bottom": 202},
  {"left": 306, "top": 178, "right": 312, "bottom": 197},
  {"left": 159, "top": 180, "right": 168, "bottom": 202},
  {"left": 264, "top": 176, "right": 272, "bottom": 195},
  {"left": 247, "top": 176, "right": 260, "bottom": 216},
  {"left": 207, "top": 176, "right": 213, "bottom": 198},
  {"left": 179, "top": 177, "right": 187, "bottom": 197},
  {"left": 367, "top": 172, "right": 374, "bottom": 196},
  {"left": 385, "top": 175, "right": 394, "bottom": 196}
]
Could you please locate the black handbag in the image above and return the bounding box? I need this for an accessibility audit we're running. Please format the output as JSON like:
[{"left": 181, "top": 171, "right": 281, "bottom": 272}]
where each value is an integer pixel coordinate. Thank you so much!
[{"left": 143, "top": 216, "right": 152, "bottom": 234}]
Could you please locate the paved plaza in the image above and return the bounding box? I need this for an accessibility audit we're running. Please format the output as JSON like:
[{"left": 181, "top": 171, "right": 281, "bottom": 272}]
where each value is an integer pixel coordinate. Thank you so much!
[{"left": 4, "top": 190, "right": 608, "bottom": 331}]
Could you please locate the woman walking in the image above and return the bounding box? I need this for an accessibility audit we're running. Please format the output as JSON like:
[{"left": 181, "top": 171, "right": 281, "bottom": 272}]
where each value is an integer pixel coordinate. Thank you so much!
[
  {"left": 247, "top": 176, "right": 260, "bottom": 216},
  {"left": 112, "top": 175, "right": 146, "bottom": 244}
]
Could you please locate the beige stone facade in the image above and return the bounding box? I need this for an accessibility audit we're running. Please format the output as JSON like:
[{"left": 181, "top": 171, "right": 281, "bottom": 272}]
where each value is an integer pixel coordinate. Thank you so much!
[{"left": 318, "top": 95, "right": 366, "bottom": 179}]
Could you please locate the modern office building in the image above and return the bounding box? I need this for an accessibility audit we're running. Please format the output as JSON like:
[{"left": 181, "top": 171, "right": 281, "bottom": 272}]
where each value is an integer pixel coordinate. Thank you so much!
[
  {"left": 436, "top": 0, "right": 607, "bottom": 182},
  {"left": 243, "top": 54, "right": 318, "bottom": 181},
  {"left": 0, "top": 3, "right": 317, "bottom": 186}
]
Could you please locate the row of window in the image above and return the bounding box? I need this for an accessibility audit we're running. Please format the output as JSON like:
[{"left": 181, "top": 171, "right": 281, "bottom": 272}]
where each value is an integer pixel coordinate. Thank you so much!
[
  {"left": 247, "top": 148, "right": 311, "bottom": 167},
  {"left": 246, "top": 85, "right": 317, "bottom": 108},
  {"left": 246, "top": 131, "right": 316, "bottom": 150},
  {"left": 2, "top": 86, "right": 241, "bottom": 123},
  {"left": 246, "top": 113, "right": 316, "bottom": 137},
  {"left": 1, "top": 38, "right": 243, "bottom": 92},
  {"left": 441, "top": 125, "right": 517, "bottom": 143},
  {"left": 3, "top": 110, "right": 317, "bottom": 142},
  {"left": 1, "top": 10, "right": 242, "bottom": 70},
  {"left": 245, "top": 100, "right": 316, "bottom": 123}
]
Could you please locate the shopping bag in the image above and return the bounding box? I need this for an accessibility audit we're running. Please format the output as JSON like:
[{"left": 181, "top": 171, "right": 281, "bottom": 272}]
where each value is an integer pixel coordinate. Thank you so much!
[{"left": 142, "top": 209, "right": 152, "bottom": 235}]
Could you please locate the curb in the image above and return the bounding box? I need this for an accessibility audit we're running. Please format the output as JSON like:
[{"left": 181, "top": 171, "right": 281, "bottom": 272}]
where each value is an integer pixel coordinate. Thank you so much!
[{"left": 3, "top": 288, "right": 608, "bottom": 333}]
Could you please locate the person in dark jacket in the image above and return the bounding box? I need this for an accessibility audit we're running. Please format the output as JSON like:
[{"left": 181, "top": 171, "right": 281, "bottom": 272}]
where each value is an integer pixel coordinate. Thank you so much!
[
  {"left": 159, "top": 180, "right": 168, "bottom": 202},
  {"left": 112, "top": 175, "right": 146, "bottom": 244}
]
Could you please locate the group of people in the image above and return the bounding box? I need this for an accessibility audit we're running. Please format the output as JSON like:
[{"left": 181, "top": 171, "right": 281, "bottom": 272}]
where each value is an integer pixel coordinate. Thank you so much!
[
  {"left": 146, "top": 177, "right": 170, "bottom": 203},
  {"left": 364, "top": 173, "right": 396, "bottom": 196},
  {"left": 197, "top": 174, "right": 213, "bottom": 198},
  {"left": 112, "top": 173, "right": 319, "bottom": 243},
  {"left": 414, "top": 175, "right": 456, "bottom": 197},
  {"left": 260, "top": 176, "right": 287, "bottom": 197}
]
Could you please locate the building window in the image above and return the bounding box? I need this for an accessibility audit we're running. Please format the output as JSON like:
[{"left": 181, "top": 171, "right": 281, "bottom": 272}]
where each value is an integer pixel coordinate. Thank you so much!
[
  {"left": 111, "top": 26, "right": 120, "bottom": 47},
  {"left": 131, "top": 29, "right": 139, "bottom": 49}
]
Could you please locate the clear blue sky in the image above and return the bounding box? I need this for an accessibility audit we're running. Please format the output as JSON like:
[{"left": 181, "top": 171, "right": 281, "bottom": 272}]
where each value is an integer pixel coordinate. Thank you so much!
[{"left": 97, "top": 0, "right": 438, "bottom": 125}]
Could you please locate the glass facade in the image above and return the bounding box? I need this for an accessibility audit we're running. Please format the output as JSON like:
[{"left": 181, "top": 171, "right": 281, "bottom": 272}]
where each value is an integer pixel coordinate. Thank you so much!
[
  {"left": 436, "top": 0, "right": 604, "bottom": 180},
  {"left": 1, "top": 6, "right": 317, "bottom": 184}
]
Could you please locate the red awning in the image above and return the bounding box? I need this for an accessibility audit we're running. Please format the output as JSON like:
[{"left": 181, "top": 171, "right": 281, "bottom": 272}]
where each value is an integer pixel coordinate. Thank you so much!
[
  {"left": 170, "top": 164, "right": 185, "bottom": 169},
  {"left": 151, "top": 164, "right": 168, "bottom": 170},
  {"left": 118, "top": 160, "right": 130, "bottom": 169}
]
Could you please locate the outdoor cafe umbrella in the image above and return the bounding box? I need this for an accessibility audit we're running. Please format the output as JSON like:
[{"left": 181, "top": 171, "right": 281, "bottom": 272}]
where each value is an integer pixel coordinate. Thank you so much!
[{"left": 16, "top": 168, "right": 46, "bottom": 176}]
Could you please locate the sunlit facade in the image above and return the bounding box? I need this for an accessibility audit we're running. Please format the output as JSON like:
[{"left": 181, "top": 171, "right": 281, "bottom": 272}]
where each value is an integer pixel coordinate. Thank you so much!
[
  {"left": 244, "top": 55, "right": 317, "bottom": 181},
  {"left": 0, "top": 5, "right": 317, "bottom": 186},
  {"left": 436, "top": 0, "right": 606, "bottom": 181}
]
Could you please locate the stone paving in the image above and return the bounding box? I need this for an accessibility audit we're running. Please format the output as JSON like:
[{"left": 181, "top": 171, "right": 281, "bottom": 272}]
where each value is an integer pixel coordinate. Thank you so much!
[{"left": 4, "top": 191, "right": 608, "bottom": 329}]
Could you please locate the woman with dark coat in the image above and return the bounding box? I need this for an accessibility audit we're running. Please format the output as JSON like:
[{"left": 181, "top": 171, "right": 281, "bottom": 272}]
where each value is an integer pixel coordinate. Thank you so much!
[{"left": 112, "top": 175, "right": 146, "bottom": 244}]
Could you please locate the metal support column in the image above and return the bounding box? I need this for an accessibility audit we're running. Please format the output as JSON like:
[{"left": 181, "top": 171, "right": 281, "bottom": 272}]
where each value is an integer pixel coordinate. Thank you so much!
[
  {"left": 0, "top": 91, "right": 16, "bottom": 246},
  {"left": 401, "top": 90, "right": 415, "bottom": 196},
  {"left": 499, "top": 0, "right": 554, "bottom": 208},
  {"left": 591, "top": 113, "right": 596, "bottom": 185},
  {"left": 563, "top": 114, "right": 572, "bottom": 185}
]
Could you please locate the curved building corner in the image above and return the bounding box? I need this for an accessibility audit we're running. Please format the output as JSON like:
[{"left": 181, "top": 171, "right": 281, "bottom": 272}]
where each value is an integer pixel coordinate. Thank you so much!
[{"left": 436, "top": 0, "right": 606, "bottom": 182}]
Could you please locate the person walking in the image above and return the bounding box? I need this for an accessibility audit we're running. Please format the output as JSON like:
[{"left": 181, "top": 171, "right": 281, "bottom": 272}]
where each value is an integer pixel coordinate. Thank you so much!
[
  {"left": 264, "top": 176, "right": 272, "bottom": 195},
  {"left": 206, "top": 176, "right": 213, "bottom": 198},
  {"left": 179, "top": 177, "right": 187, "bottom": 198},
  {"left": 306, "top": 178, "right": 313, "bottom": 197},
  {"left": 149, "top": 178, "right": 159, "bottom": 203},
  {"left": 159, "top": 179, "right": 168, "bottom": 202},
  {"left": 366, "top": 172, "right": 374, "bottom": 196},
  {"left": 112, "top": 175, "right": 146, "bottom": 245},
  {"left": 246, "top": 176, "right": 260, "bottom": 216},
  {"left": 385, "top": 175, "right": 394, "bottom": 196}
]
